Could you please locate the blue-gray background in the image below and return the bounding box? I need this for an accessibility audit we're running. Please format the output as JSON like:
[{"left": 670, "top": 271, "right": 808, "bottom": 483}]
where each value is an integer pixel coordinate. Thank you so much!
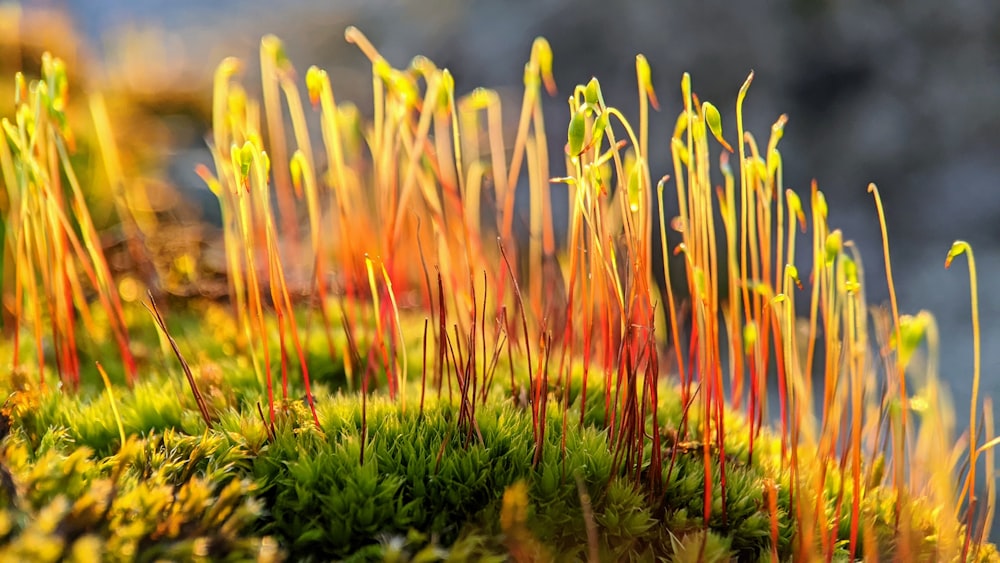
[{"left": 35, "top": 0, "right": 1000, "bottom": 538}]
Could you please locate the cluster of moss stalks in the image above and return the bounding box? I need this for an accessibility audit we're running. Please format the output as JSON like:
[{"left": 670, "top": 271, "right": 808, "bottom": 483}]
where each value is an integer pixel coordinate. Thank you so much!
[
  {"left": 0, "top": 305, "right": 963, "bottom": 561},
  {"left": 0, "top": 26, "right": 998, "bottom": 562}
]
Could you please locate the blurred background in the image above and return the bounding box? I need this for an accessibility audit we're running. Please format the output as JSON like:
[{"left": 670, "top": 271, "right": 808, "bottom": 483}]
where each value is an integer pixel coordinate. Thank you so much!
[{"left": 5, "top": 0, "right": 1000, "bottom": 534}]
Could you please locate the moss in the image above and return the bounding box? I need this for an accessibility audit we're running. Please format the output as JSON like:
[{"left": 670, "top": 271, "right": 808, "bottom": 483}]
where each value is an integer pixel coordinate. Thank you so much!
[
  {"left": 0, "top": 26, "right": 996, "bottom": 562},
  {"left": 0, "top": 326, "right": 980, "bottom": 560},
  {"left": 0, "top": 430, "right": 276, "bottom": 562}
]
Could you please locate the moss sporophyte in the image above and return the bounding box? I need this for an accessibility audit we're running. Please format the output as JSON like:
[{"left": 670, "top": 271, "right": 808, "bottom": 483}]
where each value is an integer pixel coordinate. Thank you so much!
[{"left": 0, "top": 25, "right": 995, "bottom": 561}]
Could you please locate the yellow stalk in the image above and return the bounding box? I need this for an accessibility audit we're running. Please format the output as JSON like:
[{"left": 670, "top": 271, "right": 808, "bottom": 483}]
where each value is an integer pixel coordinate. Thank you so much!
[
  {"left": 393, "top": 73, "right": 441, "bottom": 245},
  {"left": 868, "top": 184, "right": 908, "bottom": 494},
  {"left": 482, "top": 91, "right": 509, "bottom": 219},
  {"left": 232, "top": 145, "right": 272, "bottom": 421},
  {"left": 945, "top": 240, "right": 980, "bottom": 556},
  {"left": 602, "top": 107, "right": 646, "bottom": 254},
  {"left": 434, "top": 107, "right": 458, "bottom": 197},
  {"left": 310, "top": 67, "right": 352, "bottom": 216},
  {"left": 805, "top": 185, "right": 827, "bottom": 390},
  {"left": 719, "top": 153, "right": 742, "bottom": 405},
  {"left": 767, "top": 115, "right": 788, "bottom": 294},
  {"left": 380, "top": 261, "right": 408, "bottom": 411},
  {"left": 464, "top": 161, "right": 484, "bottom": 240},
  {"left": 442, "top": 69, "right": 466, "bottom": 206},
  {"left": 531, "top": 90, "right": 554, "bottom": 260},
  {"left": 735, "top": 72, "right": 753, "bottom": 348},
  {"left": 841, "top": 251, "right": 865, "bottom": 558},
  {"left": 365, "top": 255, "right": 384, "bottom": 348},
  {"left": 984, "top": 398, "right": 996, "bottom": 546},
  {"left": 344, "top": 26, "right": 382, "bottom": 64},
  {"left": 279, "top": 72, "right": 316, "bottom": 187},
  {"left": 90, "top": 93, "right": 158, "bottom": 235},
  {"left": 309, "top": 67, "right": 363, "bottom": 306},
  {"left": 527, "top": 136, "right": 543, "bottom": 319},
  {"left": 260, "top": 36, "right": 297, "bottom": 249},
  {"left": 458, "top": 98, "right": 480, "bottom": 171},
  {"left": 656, "top": 177, "right": 685, "bottom": 382},
  {"left": 742, "top": 133, "right": 763, "bottom": 346},
  {"left": 212, "top": 58, "right": 242, "bottom": 162},
  {"left": 772, "top": 290, "right": 796, "bottom": 429},
  {"left": 784, "top": 188, "right": 805, "bottom": 398},
  {"left": 502, "top": 67, "right": 539, "bottom": 243},
  {"left": 96, "top": 361, "right": 127, "bottom": 447}
]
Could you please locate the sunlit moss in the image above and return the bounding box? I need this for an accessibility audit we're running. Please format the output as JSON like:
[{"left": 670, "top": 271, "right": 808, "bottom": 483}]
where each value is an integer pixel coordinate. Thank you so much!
[{"left": 0, "top": 25, "right": 997, "bottom": 562}]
